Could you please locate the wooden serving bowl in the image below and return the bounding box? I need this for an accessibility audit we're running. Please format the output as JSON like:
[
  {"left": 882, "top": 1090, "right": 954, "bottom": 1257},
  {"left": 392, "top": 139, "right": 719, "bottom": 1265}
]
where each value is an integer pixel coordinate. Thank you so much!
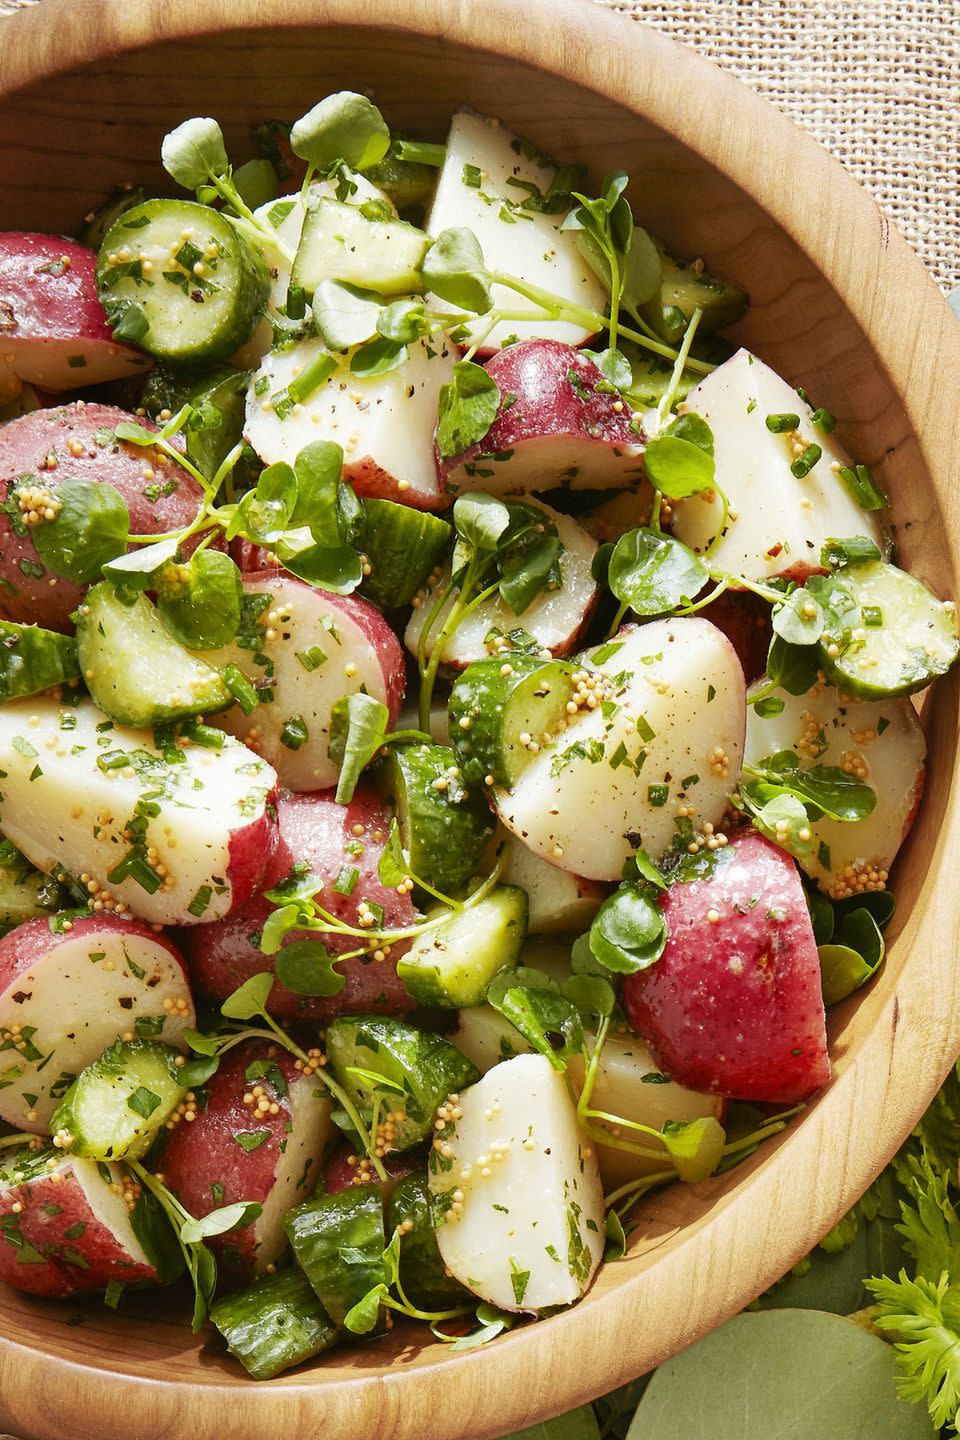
[{"left": 1, "top": 1, "right": 959, "bottom": 1435}]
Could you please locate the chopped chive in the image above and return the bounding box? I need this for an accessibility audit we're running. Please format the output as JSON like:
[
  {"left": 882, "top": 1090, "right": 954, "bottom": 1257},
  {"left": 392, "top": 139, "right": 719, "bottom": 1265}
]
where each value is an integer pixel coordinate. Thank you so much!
[
  {"left": 647, "top": 784, "right": 669, "bottom": 807},
  {"left": 862, "top": 605, "right": 883, "bottom": 628},
  {"left": 811, "top": 407, "right": 836, "bottom": 433},
  {"left": 280, "top": 717, "right": 308, "bottom": 751},
  {"left": 394, "top": 139, "right": 446, "bottom": 166},
  {"left": 765, "top": 412, "right": 800, "bottom": 433},
  {"left": 180, "top": 721, "right": 225, "bottom": 750},
  {"left": 96, "top": 749, "right": 130, "bottom": 772},
  {"left": 223, "top": 664, "right": 259, "bottom": 716},
  {"left": 790, "top": 443, "right": 822, "bottom": 478}
]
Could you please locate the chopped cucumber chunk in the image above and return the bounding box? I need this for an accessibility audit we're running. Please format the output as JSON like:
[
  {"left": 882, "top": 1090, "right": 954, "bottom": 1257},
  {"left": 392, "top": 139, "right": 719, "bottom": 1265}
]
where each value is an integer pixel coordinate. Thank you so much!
[
  {"left": 364, "top": 147, "right": 439, "bottom": 211},
  {"left": 397, "top": 885, "right": 528, "bottom": 1007},
  {"left": 49, "top": 1038, "right": 185, "bottom": 1161},
  {"left": 818, "top": 560, "right": 959, "bottom": 697},
  {"left": 359, "top": 499, "right": 451, "bottom": 611},
  {"left": 77, "top": 185, "right": 149, "bottom": 251},
  {"left": 0, "top": 620, "right": 80, "bottom": 701},
  {"left": 290, "top": 198, "right": 429, "bottom": 298},
  {"left": 284, "top": 1183, "right": 386, "bottom": 1328},
  {"left": 76, "top": 583, "right": 232, "bottom": 728},
  {"left": 142, "top": 364, "right": 252, "bottom": 483},
  {"left": 325, "top": 1016, "right": 480, "bottom": 1152},
  {"left": 96, "top": 199, "right": 270, "bottom": 364},
  {"left": 641, "top": 249, "right": 747, "bottom": 344},
  {"left": 387, "top": 1171, "right": 467, "bottom": 1309},
  {"left": 380, "top": 742, "right": 495, "bottom": 897},
  {"left": 210, "top": 1267, "right": 338, "bottom": 1379},
  {"left": 448, "top": 655, "right": 577, "bottom": 789},
  {"left": 0, "top": 840, "right": 63, "bottom": 934}
]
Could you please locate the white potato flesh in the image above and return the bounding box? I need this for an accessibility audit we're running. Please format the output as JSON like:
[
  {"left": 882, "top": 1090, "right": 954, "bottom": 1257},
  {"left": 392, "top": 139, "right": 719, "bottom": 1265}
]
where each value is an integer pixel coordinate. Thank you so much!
[
  {"left": 451, "top": 1004, "right": 533, "bottom": 1072},
  {"left": 430, "top": 1053, "right": 604, "bottom": 1311},
  {"left": 0, "top": 930, "right": 193, "bottom": 1130},
  {"left": 200, "top": 576, "right": 400, "bottom": 792},
  {"left": 253, "top": 1078, "right": 333, "bottom": 1271},
  {"left": 74, "top": 1157, "right": 154, "bottom": 1263},
  {"left": 244, "top": 333, "right": 456, "bottom": 509},
  {"left": 670, "top": 349, "right": 888, "bottom": 581},
  {"left": 496, "top": 618, "right": 746, "bottom": 879},
  {"left": 232, "top": 176, "right": 391, "bottom": 367},
  {"left": 0, "top": 698, "right": 276, "bottom": 926},
  {"left": 426, "top": 111, "right": 606, "bottom": 351},
  {"left": 405, "top": 503, "right": 597, "bottom": 666},
  {"left": 499, "top": 837, "right": 606, "bottom": 935},
  {"left": 745, "top": 681, "right": 925, "bottom": 898}
]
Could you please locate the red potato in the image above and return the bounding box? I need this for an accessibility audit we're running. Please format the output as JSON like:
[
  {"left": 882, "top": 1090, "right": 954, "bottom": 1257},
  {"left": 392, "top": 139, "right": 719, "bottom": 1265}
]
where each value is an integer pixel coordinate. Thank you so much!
[
  {"left": 0, "top": 697, "right": 279, "bottom": 929},
  {"left": 0, "top": 402, "right": 206, "bottom": 631},
  {"left": 0, "top": 913, "right": 195, "bottom": 1130},
  {"left": 700, "top": 590, "right": 773, "bottom": 686},
  {"left": 183, "top": 787, "right": 416, "bottom": 1022},
  {"left": 0, "top": 1147, "right": 156, "bottom": 1297},
  {"left": 623, "top": 833, "right": 830, "bottom": 1103},
  {"left": 160, "top": 1041, "right": 333, "bottom": 1282},
  {"left": 323, "top": 1145, "right": 418, "bottom": 1197},
  {"left": 200, "top": 571, "right": 405, "bottom": 791},
  {"left": 439, "top": 341, "right": 645, "bottom": 498},
  {"left": 0, "top": 233, "right": 150, "bottom": 392}
]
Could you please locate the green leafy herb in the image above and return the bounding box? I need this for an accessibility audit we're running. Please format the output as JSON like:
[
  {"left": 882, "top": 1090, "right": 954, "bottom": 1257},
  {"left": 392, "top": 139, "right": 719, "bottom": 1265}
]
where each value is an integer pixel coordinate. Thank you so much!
[
  {"left": 289, "top": 91, "right": 391, "bottom": 172},
  {"left": 436, "top": 361, "right": 501, "bottom": 458},
  {"left": 33, "top": 481, "right": 130, "bottom": 583}
]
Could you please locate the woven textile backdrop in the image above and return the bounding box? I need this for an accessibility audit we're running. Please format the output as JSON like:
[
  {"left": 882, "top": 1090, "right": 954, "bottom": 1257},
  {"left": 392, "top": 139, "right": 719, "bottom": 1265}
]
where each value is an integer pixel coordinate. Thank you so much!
[{"left": 1, "top": 0, "right": 958, "bottom": 289}]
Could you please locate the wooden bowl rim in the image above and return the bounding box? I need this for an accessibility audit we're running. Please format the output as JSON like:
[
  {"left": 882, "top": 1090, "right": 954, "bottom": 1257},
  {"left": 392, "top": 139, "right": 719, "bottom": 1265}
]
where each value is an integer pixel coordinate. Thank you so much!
[{"left": 1, "top": 1, "right": 960, "bottom": 1435}]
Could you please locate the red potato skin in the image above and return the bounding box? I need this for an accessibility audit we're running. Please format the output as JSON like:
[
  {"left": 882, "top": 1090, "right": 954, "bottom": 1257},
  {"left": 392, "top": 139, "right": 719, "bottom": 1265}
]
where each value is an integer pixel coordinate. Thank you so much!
[
  {"left": 224, "top": 782, "right": 282, "bottom": 916},
  {"left": 323, "top": 1144, "right": 418, "bottom": 1197},
  {"left": 700, "top": 590, "right": 773, "bottom": 686},
  {"left": 159, "top": 1042, "right": 317, "bottom": 1282},
  {"left": 0, "top": 911, "right": 191, "bottom": 996},
  {"left": 438, "top": 340, "right": 642, "bottom": 495},
  {"left": 0, "top": 233, "right": 148, "bottom": 388},
  {"left": 347, "top": 456, "right": 448, "bottom": 513},
  {"left": 0, "top": 1156, "right": 156, "bottom": 1297},
  {"left": 183, "top": 787, "right": 416, "bottom": 1022},
  {"left": 0, "top": 402, "right": 207, "bottom": 630},
  {"left": 623, "top": 833, "right": 830, "bottom": 1103}
]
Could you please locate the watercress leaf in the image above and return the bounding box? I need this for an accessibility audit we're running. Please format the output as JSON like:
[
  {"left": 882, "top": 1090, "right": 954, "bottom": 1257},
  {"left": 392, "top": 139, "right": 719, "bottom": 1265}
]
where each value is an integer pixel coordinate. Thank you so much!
[
  {"left": 274, "top": 939, "right": 346, "bottom": 996},
  {"left": 256, "top": 461, "right": 298, "bottom": 517},
  {"left": 343, "top": 1282, "right": 389, "bottom": 1335},
  {"left": 498, "top": 533, "right": 561, "bottom": 616},
  {"left": 182, "top": 1027, "right": 221, "bottom": 1057},
  {"left": 377, "top": 297, "right": 430, "bottom": 344},
  {"left": 156, "top": 548, "right": 243, "bottom": 649},
  {"left": 232, "top": 156, "right": 278, "bottom": 211},
  {"left": 349, "top": 336, "right": 408, "bottom": 379},
  {"left": 660, "top": 1115, "right": 726, "bottom": 1182},
  {"left": 161, "top": 116, "right": 229, "bottom": 190},
  {"left": 771, "top": 587, "right": 825, "bottom": 646},
  {"left": 178, "top": 1054, "right": 220, "bottom": 1088},
  {"left": 805, "top": 885, "right": 835, "bottom": 945},
  {"left": 421, "top": 228, "right": 494, "bottom": 315},
  {"left": 764, "top": 634, "right": 822, "bottom": 696},
  {"left": 836, "top": 889, "right": 896, "bottom": 931},
  {"left": 608, "top": 527, "right": 707, "bottom": 616},
  {"left": 437, "top": 361, "right": 501, "bottom": 459},
  {"left": 819, "top": 940, "right": 882, "bottom": 1006},
  {"left": 752, "top": 695, "right": 785, "bottom": 718},
  {"left": 259, "top": 903, "right": 303, "bottom": 956},
  {"left": 33, "top": 480, "right": 130, "bottom": 583},
  {"left": 279, "top": 542, "right": 363, "bottom": 594},
  {"left": 377, "top": 818, "right": 410, "bottom": 889},
  {"left": 313, "top": 279, "right": 382, "bottom": 350},
  {"left": 102, "top": 534, "right": 180, "bottom": 591},
  {"left": 221, "top": 971, "right": 274, "bottom": 1021},
  {"left": 561, "top": 973, "right": 615, "bottom": 1020},
  {"left": 642, "top": 434, "right": 715, "bottom": 498},
  {"left": 762, "top": 751, "right": 877, "bottom": 821},
  {"left": 486, "top": 973, "right": 583, "bottom": 1070},
  {"left": 664, "top": 412, "right": 714, "bottom": 457},
  {"left": 619, "top": 224, "right": 662, "bottom": 312},
  {"left": 447, "top": 1304, "right": 515, "bottom": 1350},
  {"left": 624, "top": 847, "right": 669, "bottom": 892},
  {"left": 129, "top": 1189, "right": 185, "bottom": 1286},
  {"left": 453, "top": 491, "right": 511, "bottom": 553},
  {"left": 591, "top": 541, "right": 614, "bottom": 586},
  {"left": 589, "top": 882, "right": 667, "bottom": 974},
  {"left": 582, "top": 347, "right": 633, "bottom": 391},
  {"left": 113, "top": 420, "right": 164, "bottom": 447},
  {"left": 179, "top": 1201, "right": 262, "bottom": 1245},
  {"left": 330, "top": 691, "right": 390, "bottom": 803},
  {"left": 741, "top": 789, "right": 817, "bottom": 863},
  {"left": 289, "top": 91, "right": 390, "bottom": 172},
  {"left": 290, "top": 441, "right": 344, "bottom": 545},
  {"left": 604, "top": 1210, "right": 627, "bottom": 1263}
]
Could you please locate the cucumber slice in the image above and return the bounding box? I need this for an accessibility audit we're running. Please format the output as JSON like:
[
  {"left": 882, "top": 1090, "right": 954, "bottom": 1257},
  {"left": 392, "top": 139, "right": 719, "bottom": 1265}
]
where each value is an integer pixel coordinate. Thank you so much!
[
  {"left": 387, "top": 1171, "right": 467, "bottom": 1309},
  {"left": 78, "top": 185, "right": 149, "bottom": 251},
  {"left": 641, "top": 249, "right": 748, "bottom": 344},
  {"left": 0, "top": 839, "right": 63, "bottom": 934},
  {"left": 817, "top": 560, "right": 959, "bottom": 697},
  {"left": 325, "top": 1016, "right": 480, "bottom": 1152},
  {"left": 379, "top": 742, "right": 495, "bottom": 896},
  {"left": 284, "top": 1183, "right": 386, "bottom": 1328},
  {"left": 0, "top": 621, "right": 80, "bottom": 701},
  {"left": 290, "top": 198, "right": 429, "bottom": 299},
  {"left": 359, "top": 499, "right": 451, "bottom": 611},
  {"left": 142, "top": 364, "right": 252, "bottom": 483},
  {"left": 448, "top": 656, "right": 577, "bottom": 788},
  {"left": 76, "top": 583, "right": 232, "bottom": 728},
  {"left": 396, "top": 885, "right": 527, "bottom": 1007},
  {"left": 210, "top": 1267, "right": 338, "bottom": 1380},
  {"left": 49, "top": 1038, "right": 185, "bottom": 1161},
  {"left": 364, "top": 149, "right": 439, "bottom": 211},
  {"left": 96, "top": 199, "right": 270, "bottom": 365}
]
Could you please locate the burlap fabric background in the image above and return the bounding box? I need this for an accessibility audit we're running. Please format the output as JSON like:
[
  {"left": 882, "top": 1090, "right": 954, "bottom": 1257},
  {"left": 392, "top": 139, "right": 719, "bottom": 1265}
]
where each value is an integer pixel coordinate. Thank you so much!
[{"left": 1, "top": 0, "right": 957, "bottom": 290}]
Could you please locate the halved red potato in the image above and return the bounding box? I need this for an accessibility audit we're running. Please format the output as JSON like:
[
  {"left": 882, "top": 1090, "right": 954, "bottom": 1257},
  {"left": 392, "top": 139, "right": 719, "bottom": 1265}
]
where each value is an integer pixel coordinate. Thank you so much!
[
  {"left": 0, "top": 233, "right": 150, "bottom": 391},
  {"left": 623, "top": 832, "right": 830, "bottom": 1103},
  {"left": 745, "top": 681, "right": 925, "bottom": 899},
  {"left": 0, "top": 402, "right": 206, "bottom": 631},
  {"left": 160, "top": 1041, "right": 333, "bottom": 1282},
  {"left": 200, "top": 571, "right": 405, "bottom": 791},
  {"left": 244, "top": 333, "right": 456, "bottom": 511},
  {"left": 183, "top": 787, "right": 416, "bottom": 1022},
  {"left": 323, "top": 1145, "right": 417, "bottom": 1197},
  {"left": 0, "top": 697, "right": 278, "bottom": 928},
  {"left": 499, "top": 836, "right": 607, "bottom": 935},
  {"left": 439, "top": 340, "right": 644, "bottom": 499},
  {"left": 425, "top": 111, "right": 606, "bottom": 353},
  {"left": 0, "top": 1146, "right": 157, "bottom": 1297},
  {"left": 494, "top": 618, "right": 746, "bottom": 880},
  {"left": 404, "top": 499, "right": 598, "bottom": 667},
  {"left": 669, "top": 349, "right": 888, "bottom": 582},
  {"left": 0, "top": 913, "right": 194, "bottom": 1130},
  {"left": 699, "top": 589, "right": 772, "bottom": 686}
]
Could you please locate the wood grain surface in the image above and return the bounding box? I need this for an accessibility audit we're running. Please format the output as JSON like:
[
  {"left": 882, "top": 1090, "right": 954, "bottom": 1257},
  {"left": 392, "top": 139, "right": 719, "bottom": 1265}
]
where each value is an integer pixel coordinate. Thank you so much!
[{"left": 0, "top": 1, "right": 959, "bottom": 1437}]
